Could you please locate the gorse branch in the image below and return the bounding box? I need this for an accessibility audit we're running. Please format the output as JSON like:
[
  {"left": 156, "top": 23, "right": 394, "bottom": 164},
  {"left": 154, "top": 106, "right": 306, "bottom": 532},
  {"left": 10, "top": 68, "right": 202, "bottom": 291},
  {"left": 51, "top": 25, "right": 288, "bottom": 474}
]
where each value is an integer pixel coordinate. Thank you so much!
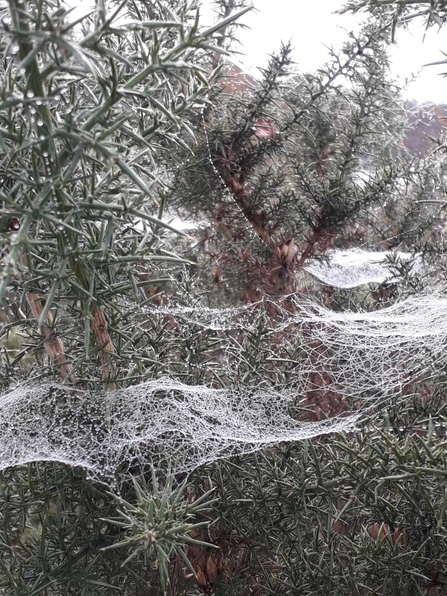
[{"left": 0, "top": 0, "right": 245, "bottom": 386}]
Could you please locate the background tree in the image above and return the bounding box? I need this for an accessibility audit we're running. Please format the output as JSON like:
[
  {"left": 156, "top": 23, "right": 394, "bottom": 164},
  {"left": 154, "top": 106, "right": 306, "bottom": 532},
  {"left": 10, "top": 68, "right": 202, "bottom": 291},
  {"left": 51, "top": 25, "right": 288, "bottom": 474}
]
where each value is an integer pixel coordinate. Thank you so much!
[{"left": 170, "top": 19, "right": 442, "bottom": 309}]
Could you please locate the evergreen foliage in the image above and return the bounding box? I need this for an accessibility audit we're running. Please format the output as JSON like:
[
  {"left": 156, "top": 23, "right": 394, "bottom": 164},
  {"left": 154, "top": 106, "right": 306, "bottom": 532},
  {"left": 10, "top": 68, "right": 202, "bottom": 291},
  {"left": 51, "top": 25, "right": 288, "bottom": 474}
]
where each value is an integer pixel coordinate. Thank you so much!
[
  {"left": 1, "top": 0, "right": 447, "bottom": 594},
  {"left": 170, "top": 21, "right": 443, "bottom": 306},
  {"left": 0, "top": 0, "right": 249, "bottom": 388}
]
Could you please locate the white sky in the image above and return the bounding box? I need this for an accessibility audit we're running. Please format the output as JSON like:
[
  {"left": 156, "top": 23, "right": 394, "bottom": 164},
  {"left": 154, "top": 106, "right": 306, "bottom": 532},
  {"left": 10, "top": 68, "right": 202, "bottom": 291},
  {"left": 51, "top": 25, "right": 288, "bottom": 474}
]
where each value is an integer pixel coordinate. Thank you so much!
[
  {"left": 70, "top": 0, "right": 447, "bottom": 104},
  {"left": 202, "top": 0, "right": 447, "bottom": 104}
]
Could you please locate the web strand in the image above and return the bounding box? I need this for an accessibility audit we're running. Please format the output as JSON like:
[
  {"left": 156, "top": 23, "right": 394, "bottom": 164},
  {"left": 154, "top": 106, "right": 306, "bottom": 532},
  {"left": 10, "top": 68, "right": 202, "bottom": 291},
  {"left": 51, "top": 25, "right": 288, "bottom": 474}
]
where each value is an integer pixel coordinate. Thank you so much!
[{"left": 0, "top": 294, "right": 443, "bottom": 484}]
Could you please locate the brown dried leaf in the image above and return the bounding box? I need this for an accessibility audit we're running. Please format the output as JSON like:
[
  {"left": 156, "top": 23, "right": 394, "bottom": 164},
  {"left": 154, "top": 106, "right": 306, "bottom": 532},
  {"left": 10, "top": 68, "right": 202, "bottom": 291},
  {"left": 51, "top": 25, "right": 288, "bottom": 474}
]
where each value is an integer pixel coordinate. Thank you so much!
[
  {"left": 369, "top": 522, "right": 390, "bottom": 540},
  {"left": 206, "top": 554, "right": 218, "bottom": 582},
  {"left": 253, "top": 118, "right": 280, "bottom": 139},
  {"left": 195, "top": 566, "right": 207, "bottom": 588},
  {"left": 393, "top": 527, "right": 408, "bottom": 547}
]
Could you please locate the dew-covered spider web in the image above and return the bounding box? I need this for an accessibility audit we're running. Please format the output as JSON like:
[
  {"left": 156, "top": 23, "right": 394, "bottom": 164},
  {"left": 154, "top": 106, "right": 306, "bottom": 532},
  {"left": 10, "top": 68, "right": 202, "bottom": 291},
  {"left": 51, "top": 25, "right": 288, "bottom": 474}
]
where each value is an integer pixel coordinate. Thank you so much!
[
  {"left": 0, "top": 292, "right": 445, "bottom": 484},
  {"left": 304, "top": 248, "right": 426, "bottom": 288}
]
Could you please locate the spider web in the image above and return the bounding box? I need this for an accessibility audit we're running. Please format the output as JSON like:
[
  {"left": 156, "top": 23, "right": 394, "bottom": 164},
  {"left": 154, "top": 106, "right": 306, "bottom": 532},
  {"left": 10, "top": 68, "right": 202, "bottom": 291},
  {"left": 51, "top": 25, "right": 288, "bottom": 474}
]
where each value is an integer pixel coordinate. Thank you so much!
[
  {"left": 305, "top": 248, "right": 425, "bottom": 288},
  {"left": 0, "top": 293, "right": 443, "bottom": 484}
]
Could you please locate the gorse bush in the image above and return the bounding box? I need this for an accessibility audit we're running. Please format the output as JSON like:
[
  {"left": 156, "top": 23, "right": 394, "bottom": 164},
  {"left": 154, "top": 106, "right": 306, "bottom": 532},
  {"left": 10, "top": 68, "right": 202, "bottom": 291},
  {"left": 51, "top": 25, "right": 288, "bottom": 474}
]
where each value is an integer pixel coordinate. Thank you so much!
[
  {"left": 170, "top": 24, "right": 442, "bottom": 306},
  {"left": 0, "top": 0, "right": 249, "bottom": 388},
  {"left": 2, "top": 0, "right": 447, "bottom": 594}
]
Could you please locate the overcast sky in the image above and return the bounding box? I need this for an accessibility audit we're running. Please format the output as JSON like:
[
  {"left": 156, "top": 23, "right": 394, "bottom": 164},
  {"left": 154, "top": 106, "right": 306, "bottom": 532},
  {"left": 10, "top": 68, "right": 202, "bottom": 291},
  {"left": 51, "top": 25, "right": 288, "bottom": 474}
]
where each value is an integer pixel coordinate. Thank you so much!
[
  {"left": 70, "top": 0, "right": 447, "bottom": 104},
  {"left": 201, "top": 0, "right": 447, "bottom": 104}
]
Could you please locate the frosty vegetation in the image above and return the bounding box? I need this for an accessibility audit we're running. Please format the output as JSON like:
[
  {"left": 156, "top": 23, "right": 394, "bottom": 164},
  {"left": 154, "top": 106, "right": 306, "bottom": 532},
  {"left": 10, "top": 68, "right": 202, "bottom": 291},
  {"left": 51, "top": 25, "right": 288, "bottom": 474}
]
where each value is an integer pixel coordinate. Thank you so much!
[{"left": 2, "top": 0, "right": 447, "bottom": 593}]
